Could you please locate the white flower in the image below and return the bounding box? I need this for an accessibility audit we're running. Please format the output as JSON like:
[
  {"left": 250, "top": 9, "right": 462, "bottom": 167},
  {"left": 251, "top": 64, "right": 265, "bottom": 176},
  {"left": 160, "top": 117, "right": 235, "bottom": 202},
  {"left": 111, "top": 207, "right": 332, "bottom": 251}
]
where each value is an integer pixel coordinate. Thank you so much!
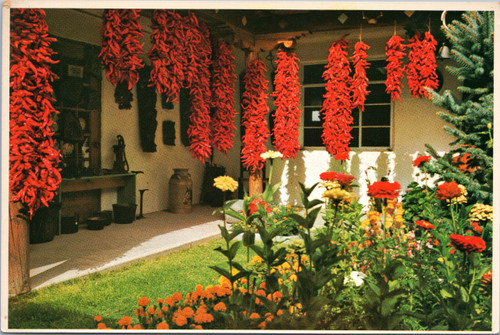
[
  {"left": 260, "top": 150, "right": 283, "bottom": 160},
  {"left": 343, "top": 271, "right": 367, "bottom": 287}
]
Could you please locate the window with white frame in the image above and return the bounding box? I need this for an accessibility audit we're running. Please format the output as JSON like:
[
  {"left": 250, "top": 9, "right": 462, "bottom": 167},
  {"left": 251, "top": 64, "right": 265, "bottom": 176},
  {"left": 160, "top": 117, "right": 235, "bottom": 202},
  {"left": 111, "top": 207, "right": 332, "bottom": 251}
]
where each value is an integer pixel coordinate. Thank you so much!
[{"left": 302, "top": 59, "right": 392, "bottom": 149}]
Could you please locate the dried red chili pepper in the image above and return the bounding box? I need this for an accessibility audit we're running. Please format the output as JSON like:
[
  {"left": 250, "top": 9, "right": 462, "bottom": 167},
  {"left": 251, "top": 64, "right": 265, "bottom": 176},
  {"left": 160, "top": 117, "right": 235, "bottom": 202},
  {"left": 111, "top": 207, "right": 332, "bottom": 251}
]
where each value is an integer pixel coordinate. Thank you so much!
[
  {"left": 211, "top": 41, "right": 237, "bottom": 155},
  {"left": 385, "top": 35, "right": 406, "bottom": 101},
  {"left": 321, "top": 38, "right": 353, "bottom": 161},
  {"left": 99, "top": 9, "right": 144, "bottom": 90},
  {"left": 351, "top": 41, "right": 370, "bottom": 111},
  {"left": 271, "top": 49, "right": 301, "bottom": 159},
  {"left": 405, "top": 31, "right": 439, "bottom": 98},
  {"left": 10, "top": 8, "right": 61, "bottom": 217},
  {"left": 241, "top": 58, "right": 270, "bottom": 173}
]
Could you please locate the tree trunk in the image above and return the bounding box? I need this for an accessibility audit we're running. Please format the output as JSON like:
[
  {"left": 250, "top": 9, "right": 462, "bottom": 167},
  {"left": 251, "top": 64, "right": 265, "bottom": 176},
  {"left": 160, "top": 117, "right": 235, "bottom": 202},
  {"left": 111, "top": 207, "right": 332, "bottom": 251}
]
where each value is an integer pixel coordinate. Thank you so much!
[{"left": 9, "top": 197, "right": 30, "bottom": 295}]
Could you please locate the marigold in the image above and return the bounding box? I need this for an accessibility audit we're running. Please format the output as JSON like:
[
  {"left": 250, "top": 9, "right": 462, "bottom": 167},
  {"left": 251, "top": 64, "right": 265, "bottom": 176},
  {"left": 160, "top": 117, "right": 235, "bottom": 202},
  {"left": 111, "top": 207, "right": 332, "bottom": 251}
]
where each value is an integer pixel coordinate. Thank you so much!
[
  {"left": 413, "top": 155, "right": 431, "bottom": 167},
  {"left": 212, "top": 302, "right": 226, "bottom": 312},
  {"left": 173, "top": 313, "right": 188, "bottom": 327},
  {"left": 213, "top": 175, "right": 238, "bottom": 192},
  {"left": 367, "top": 181, "right": 401, "bottom": 199},
  {"left": 133, "top": 324, "right": 143, "bottom": 329},
  {"left": 118, "top": 316, "right": 132, "bottom": 327},
  {"left": 181, "top": 307, "right": 195, "bottom": 318},
  {"left": 94, "top": 315, "right": 103, "bottom": 322},
  {"left": 415, "top": 220, "right": 435, "bottom": 229},
  {"left": 249, "top": 312, "right": 260, "bottom": 319},
  {"left": 449, "top": 234, "right": 486, "bottom": 253},
  {"left": 436, "top": 181, "right": 462, "bottom": 200},
  {"left": 138, "top": 296, "right": 150, "bottom": 307},
  {"left": 172, "top": 292, "right": 183, "bottom": 302},
  {"left": 156, "top": 322, "right": 169, "bottom": 329},
  {"left": 147, "top": 306, "right": 156, "bottom": 315}
]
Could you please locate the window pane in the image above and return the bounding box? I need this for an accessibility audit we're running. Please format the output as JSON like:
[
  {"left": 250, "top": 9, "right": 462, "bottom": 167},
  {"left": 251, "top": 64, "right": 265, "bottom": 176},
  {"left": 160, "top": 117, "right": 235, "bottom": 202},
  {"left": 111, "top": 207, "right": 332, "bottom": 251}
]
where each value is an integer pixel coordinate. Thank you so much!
[
  {"left": 304, "top": 127, "right": 323, "bottom": 146},
  {"left": 304, "top": 86, "right": 326, "bottom": 106},
  {"left": 361, "top": 127, "right": 390, "bottom": 147},
  {"left": 303, "top": 64, "right": 326, "bottom": 84},
  {"left": 362, "top": 104, "right": 391, "bottom": 126},
  {"left": 349, "top": 127, "right": 359, "bottom": 148},
  {"left": 365, "top": 83, "right": 390, "bottom": 104},
  {"left": 304, "top": 107, "right": 323, "bottom": 127},
  {"left": 366, "top": 60, "right": 387, "bottom": 81},
  {"left": 352, "top": 109, "right": 359, "bottom": 126}
]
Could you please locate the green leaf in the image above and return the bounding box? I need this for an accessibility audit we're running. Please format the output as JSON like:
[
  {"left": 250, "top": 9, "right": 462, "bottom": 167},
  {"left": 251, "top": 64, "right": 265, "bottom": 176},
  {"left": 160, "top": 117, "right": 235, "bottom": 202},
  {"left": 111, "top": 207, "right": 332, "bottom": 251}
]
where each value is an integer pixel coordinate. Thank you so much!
[
  {"left": 307, "top": 206, "right": 323, "bottom": 228},
  {"left": 225, "top": 209, "right": 247, "bottom": 222},
  {"left": 440, "top": 288, "right": 453, "bottom": 299},
  {"left": 228, "top": 241, "right": 241, "bottom": 260},
  {"left": 307, "top": 199, "right": 324, "bottom": 209},
  {"left": 381, "top": 295, "right": 400, "bottom": 317},
  {"left": 242, "top": 231, "right": 255, "bottom": 246},
  {"left": 209, "top": 265, "right": 231, "bottom": 280}
]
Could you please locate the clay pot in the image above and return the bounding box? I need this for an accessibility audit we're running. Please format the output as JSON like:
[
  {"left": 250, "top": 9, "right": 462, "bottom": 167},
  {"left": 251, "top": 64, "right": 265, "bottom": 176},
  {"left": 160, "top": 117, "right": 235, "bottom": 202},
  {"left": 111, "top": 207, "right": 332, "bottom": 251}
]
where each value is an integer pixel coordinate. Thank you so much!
[{"left": 168, "top": 168, "right": 192, "bottom": 213}]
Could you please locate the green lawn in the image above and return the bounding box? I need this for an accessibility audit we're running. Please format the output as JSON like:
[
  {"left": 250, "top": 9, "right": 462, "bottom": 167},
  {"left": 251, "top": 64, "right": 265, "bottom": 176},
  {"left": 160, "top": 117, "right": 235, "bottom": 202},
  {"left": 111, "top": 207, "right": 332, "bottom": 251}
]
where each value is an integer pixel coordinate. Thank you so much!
[{"left": 8, "top": 238, "right": 252, "bottom": 329}]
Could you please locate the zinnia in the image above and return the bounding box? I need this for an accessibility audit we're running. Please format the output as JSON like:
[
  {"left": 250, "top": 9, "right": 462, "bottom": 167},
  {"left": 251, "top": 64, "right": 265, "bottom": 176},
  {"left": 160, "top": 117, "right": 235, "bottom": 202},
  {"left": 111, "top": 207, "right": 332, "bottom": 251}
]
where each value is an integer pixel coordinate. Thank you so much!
[
  {"left": 449, "top": 234, "right": 486, "bottom": 253},
  {"left": 436, "top": 181, "right": 462, "bottom": 200},
  {"left": 248, "top": 198, "right": 271, "bottom": 214},
  {"left": 260, "top": 150, "right": 283, "bottom": 160},
  {"left": 481, "top": 269, "right": 492, "bottom": 286},
  {"left": 471, "top": 221, "right": 483, "bottom": 234},
  {"left": 367, "top": 181, "right": 401, "bottom": 199},
  {"left": 213, "top": 175, "right": 238, "bottom": 192},
  {"left": 413, "top": 155, "right": 431, "bottom": 167},
  {"left": 322, "top": 188, "right": 351, "bottom": 201},
  {"left": 415, "top": 220, "right": 435, "bottom": 229}
]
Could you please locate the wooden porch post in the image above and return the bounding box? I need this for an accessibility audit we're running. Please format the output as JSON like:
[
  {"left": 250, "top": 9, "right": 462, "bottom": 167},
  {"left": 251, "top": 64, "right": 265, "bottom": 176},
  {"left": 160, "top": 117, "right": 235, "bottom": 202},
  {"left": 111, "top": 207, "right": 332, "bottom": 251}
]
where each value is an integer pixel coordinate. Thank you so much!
[
  {"left": 9, "top": 195, "right": 30, "bottom": 295},
  {"left": 244, "top": 50, "right": 264, "bottom": 197}
]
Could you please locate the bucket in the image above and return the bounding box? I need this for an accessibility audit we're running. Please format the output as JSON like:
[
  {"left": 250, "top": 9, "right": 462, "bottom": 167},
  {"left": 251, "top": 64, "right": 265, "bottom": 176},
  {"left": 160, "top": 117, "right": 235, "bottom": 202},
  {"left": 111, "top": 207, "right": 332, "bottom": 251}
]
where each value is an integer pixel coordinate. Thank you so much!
[
  {"left": 61, "top": 214, "right": 78, "bottom": 234},
  {"left": 86, "top": 217, "right": 106, "bottom": 230},
  {"left": 113, "top": 203, "right": 137, "bottom": 223},
  {"left": 96, "top": 210, "right": 113, "bottom": 226},
  {"left": 168, "top": 168, "right": 192, "bottom": 213},
  {"left": 30, "top": 205, "right": 58, "bottom": 244}
]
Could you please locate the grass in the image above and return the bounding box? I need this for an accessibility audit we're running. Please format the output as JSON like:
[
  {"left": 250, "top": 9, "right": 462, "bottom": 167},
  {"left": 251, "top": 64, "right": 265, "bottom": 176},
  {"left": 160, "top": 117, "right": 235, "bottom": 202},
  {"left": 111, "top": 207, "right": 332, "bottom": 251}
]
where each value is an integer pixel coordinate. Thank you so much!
[{"left": 8, "top": 238, "right": 255, "bottom": 329}]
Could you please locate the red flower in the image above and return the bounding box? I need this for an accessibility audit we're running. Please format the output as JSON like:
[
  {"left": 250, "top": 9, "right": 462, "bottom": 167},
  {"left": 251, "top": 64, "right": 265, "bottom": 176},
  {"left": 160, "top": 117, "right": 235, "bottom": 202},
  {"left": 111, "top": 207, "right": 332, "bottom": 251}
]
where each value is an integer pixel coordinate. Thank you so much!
[
  {"left": 320, "top": 172, "right": 337, "bottom": 181},
  {"left": 321, "top": 38, "right": 353, "bottom": 160},
  {"left": 272, "top": 49, "right": 302, "bottom": 159},
  {"left": 385, "top": 35, "right": 406, "bottom": 101},
  {"left": 481, "top": 270, "right": 492, "bottom": 286},
  {"left": 415, "top": 220, "right": 435, "bottom": 229},
  {"left": 367, "top": 181, "right": 401, "bottom": 199},
  {"left": 351, "top": 41, "right": 371, "bottom": 111},
  {"left": 405, "top": 32, "right": 439, "bottom": 99},
  {"left": 248, "top": 198, "right": 271, "bottom": 215},
  {"left": 320, "top": 172, "right": 355, "bottom": 187},
  {"left": 211, "top": 41, "right": 237, "bottom": 154},
  {"left": 241, "top": 58, "right": 270, "bottom": 173},
  {"left": 413, "top": 155, "right": 431, "bottom": 167},
  {"left": 471, "top": 221, "right": 483, "bottom": 235},
  {"left": 436, "top": 181, "right": 462, "bottom": 200},
  {"left": 449, "top": 234, "right": 486, "bottom": 253},
  {"left": 451, "top": 152, "right": 479, "bottom": 173}
]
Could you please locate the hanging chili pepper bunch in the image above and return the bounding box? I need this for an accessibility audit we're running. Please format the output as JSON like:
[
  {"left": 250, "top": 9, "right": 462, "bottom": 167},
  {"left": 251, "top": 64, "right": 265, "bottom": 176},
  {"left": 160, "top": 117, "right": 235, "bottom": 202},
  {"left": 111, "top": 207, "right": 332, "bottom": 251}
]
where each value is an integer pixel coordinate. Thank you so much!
[
  {"left": 10, "top": 8, "right": 61, "bottom": 217},
  {"left": 147, "top": 10, "right": 186, "bottom": 103},
  {"left": 405, "top": 31, "right": 439, "bottom": 98},
  {"left": 271, "top": 49, "right": 301, "bottom": 159},
  {"left": 321, "top": 38, "right": 353, "bottom": 161},
  {"left": 184, "top": 16, "right": 213, "bottom": 163},
  {"left": 385, "top": 35, "right": 406, "bottom": 101},
  {"left": 211, "top": 40, "right": 237, "bottom": 155},
  {"left": 241, "top": 58, "right": 270, "bottom": 173},
  {"left": 351, "top": 41, "right": 371, "bottom": 111},
  {"left": 99, "top": 9, "right": 144, "bottom": 92}
]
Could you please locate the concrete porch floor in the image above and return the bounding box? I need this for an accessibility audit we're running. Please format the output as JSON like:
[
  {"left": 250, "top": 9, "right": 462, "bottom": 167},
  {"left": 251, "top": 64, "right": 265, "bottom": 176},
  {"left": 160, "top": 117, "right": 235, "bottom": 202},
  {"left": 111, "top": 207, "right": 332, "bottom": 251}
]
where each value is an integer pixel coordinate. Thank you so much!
[{"left": 29, "top": 205, "right": 224, "bottom": 290}]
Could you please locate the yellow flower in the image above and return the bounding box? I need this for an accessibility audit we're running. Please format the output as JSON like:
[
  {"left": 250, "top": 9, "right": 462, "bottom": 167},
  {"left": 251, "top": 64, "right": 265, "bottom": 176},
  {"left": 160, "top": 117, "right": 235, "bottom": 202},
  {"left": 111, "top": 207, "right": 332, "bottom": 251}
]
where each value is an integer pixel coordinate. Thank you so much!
[
  {"left": 213, "top": 176, "right": 238, "bottom": 192},
  {"left": 322, "top": 188, "right": 351, "bottom": 201},
  {"left": 469, "top": 203, "right": 493, "bottom": 222},
  {"left": 260, "top": 150, "right": 283, "bottom": 160}
]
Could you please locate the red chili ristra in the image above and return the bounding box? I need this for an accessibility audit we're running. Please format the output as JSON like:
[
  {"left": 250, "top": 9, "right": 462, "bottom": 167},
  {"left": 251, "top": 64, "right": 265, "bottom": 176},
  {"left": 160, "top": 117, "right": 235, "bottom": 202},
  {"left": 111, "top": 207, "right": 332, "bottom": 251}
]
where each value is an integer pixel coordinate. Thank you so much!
[
  {"left": 385, "top": 35, "right": 406, "bottom": 101},
  {"left": 99, "top": 9, "right": 144, "bottom": 90},
  {"left": 211, "top": 41, "right": 237, "bottom": 155},
  {"left": 271, "top": 49, "right": 302, "bottom": 159},
  {"left": 10, "top": 8, "right": 61, "bottom": 217},
  {"left": 241, "top": 58, "right": 270, "bottom": 173},
  {"left": 406, "top": 31, "right": 439, "bottom": 98},
  {"left": 351, "top": 41, "right": 371, "bottom": 111},
  {"left": 321, "top": 38, "right": 353, "bottom": 161}
]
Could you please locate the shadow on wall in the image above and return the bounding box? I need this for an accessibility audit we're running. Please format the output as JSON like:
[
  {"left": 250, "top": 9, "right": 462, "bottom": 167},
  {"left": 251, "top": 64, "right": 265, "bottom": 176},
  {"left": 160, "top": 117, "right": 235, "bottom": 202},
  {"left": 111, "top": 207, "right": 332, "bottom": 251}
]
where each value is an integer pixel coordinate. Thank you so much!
[{"left": 284, "top": 151, "right": 306, "bottom": 206}]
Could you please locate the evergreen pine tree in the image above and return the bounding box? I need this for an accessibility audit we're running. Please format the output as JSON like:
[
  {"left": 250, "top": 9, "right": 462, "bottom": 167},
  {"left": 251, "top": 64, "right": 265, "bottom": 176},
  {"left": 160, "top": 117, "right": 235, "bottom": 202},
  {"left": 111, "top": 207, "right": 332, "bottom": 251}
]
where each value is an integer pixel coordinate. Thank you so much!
[{"left": 425, "top": 11, "right": 493, "bottom": 205}]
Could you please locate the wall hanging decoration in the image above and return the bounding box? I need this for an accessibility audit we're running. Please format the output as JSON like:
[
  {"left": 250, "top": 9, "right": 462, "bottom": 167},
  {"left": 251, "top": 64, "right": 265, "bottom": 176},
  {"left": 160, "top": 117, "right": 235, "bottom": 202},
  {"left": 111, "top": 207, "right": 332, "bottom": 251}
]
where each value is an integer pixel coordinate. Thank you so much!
[
  {"left": 162, "top": 121, "right": 176, "bottom": 146},
  {"left": 211, "top": 40, "right": 237, "bottom": 155},
  {"left": 148, "top": 10, "right": 186, "bottom": 103},
  {"left": 241, "top": 58, "right": 270, "bottom": 173},
  {"left": 321, "top": 38, "right": 353, "bottom": 161},
  {"left": 99, "top": 9, "right": 144, "bottom": 109},
  {"left": 351, "top": 40, "right": 371, "bottom": 111},
  {"left": 184, "top": 16, "right": 213, "bottom": 163},
  {"left": 10, "top": 8, "right": 62, "bottom": 217},
  {"left": 271, "top": 48, "right": 302, "bottom": 159},
  {"left": 137, "top": 66, "right": 158, "bottom": 152},
  {"left": 405, "top": 31, "right": 439, "bottom": 98},
  {"left": 385, "top": 34, "right": 406, "bottom": 101}
]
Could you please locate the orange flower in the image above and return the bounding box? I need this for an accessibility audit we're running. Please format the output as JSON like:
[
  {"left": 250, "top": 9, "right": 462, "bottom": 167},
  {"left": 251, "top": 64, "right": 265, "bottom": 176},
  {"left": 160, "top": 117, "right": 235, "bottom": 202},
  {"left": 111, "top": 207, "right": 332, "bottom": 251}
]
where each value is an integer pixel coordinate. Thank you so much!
[
  {"left": 277, "top": 309, "right": 284, "bottom": 316},
  {"left": 94, "top": 315, "right": 103, "bottom": 322},
  {"left": 173, "top": 314, "right": 188, "bottom": 327},
  {"left": 161, "top": 306, "right": 169, "bottom": 313},
  {"left": 135, "top": 307, "right": 145, "bottom": 317},
  {"left": 156, "top": 298, "right": 164, "bottom": 304},
  {"left": 272, "top": 291, "right": 282, "bottom": 302},
  {"left": 195, "top": 284, "right": 204, "bottom": 291},
  {"left": 172, "top": 292, "right": 183, "bottom": 302},
  {"left": 249, "top": 312, "right": 260, "bottom": 319},
  {"left": 213, "top": 302, "right": 227, "bottom": 312},
  {"left": 118, "top": 316, "right": 132, "bottom": 327},
  {"left": 156, "top": 322, "right": 169, "bottom": 329},
  {"left": 164, "top": 297, "right": 175, "bottom": 306},
  {"left": 258, "top": 321, "right": 266, "bottom": 329},
  {"left": 133, "top": 324, "right": 142, "bottom": 329},
  {"left": 97, "top": 322, "right": 107, "bottom": 329},
  {"left": 191, "top": 324, "right": 203, "bottom": 329},
  {"left": 138, "top": 296, "right": 150, "bottom": 307},
  {"left": 181, "top": 307, "right": 195, "bottom": 318},
  {"left": 147, "top": 306, "right": 156, "bottom": 315}
]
